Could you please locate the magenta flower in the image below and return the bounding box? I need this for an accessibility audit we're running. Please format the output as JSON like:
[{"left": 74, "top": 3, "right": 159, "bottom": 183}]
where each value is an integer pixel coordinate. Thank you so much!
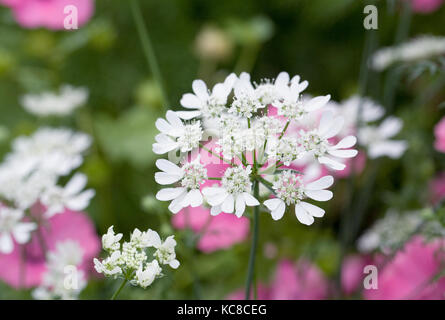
[
  {"left": 172, "top": 206, "right": 249, "bottom": 253},
  {"left": 268, "top": 260, "right": 328, "bottom": 299},
  {"left": 1, "top": 0, "right": 95, "bottom": 30},
  {"left": 364, "top": 236, "right": 445, "bottom": 300},
  {"left": 227, "top": 259, "right": 329, "bottom": 300},
  {"left": 0, "top": 209, "right": 100, "bottom": 289},
  {"left": 341, "top": 255, "right": 374, "bottom": 295},
  {"left": 410, "top": 0, "right": 444, "bottom": 13},
  {"left": 434, "top": 117, "right": 445, "bottom": 153}
]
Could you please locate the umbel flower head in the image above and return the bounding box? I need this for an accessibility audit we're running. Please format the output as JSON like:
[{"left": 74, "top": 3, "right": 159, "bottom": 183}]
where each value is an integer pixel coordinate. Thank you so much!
[
  {"left": 93, "top": 226, "right": 179, "bottom": 289},
  {"left": 153, "top": 72, "right": 359, "bottom": 225}
]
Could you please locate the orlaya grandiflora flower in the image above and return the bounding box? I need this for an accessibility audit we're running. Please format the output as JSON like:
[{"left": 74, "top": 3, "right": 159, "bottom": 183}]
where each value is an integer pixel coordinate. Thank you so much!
[
  {"left": 40, "top": 173, "right": 95, "bottom": 218},
  {"left": 153, "top": 111, "right": 203, "bottom": 155},
  {"left": 358, "top": 117, "right": 407, "bottom": 159},
  {"left": 178, "top": 73, "right": 237, "bottom": 120},
  {"left": 152, "top": 72, "right": 359, "bottom": 226},
  {"left": 155, "top": 156, "right": 208, "bottom": 213},
  {"left": 202, "top": 166, "right": 259, "bottom": 217},
  {"left": 299, "top": 110, "right": 358, "bottom": 170},
  {"left": 0, "top": 206, "right": 37, "bottom": 254},
  {"left": 264, "top": 171, "right": 334, "bottom": 225}
]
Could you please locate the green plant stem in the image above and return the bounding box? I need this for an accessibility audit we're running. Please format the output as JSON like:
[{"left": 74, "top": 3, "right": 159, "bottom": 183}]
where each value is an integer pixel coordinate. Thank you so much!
[
  {"left": 130, "top": 0, "right": 170, "bottom": 110},
  {"left": 111, "top": 279, "right": 128, "bottom": 300},
  {"left": 245, "top": 181, "right": 260, "bottom": 300}
]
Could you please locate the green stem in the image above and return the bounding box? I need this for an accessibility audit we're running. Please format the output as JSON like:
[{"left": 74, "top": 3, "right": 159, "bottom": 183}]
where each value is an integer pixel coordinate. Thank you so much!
[
  {"left": 111, "top": 279, "right": 128, "bottom": 300},
  {"left": 278, "top": 121, "right": 290, "bottom": 140},
  {"left": 245, "top": 181, "right": 260, "bottom": 300},
  {"left": 199, "top": 144, "right": 232, "bottom": 165},
  {"left": 130, "top": 0, "right": 170, "bottom": 110}
]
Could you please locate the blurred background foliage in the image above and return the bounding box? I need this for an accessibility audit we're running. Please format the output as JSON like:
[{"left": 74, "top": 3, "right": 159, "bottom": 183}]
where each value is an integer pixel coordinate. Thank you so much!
[{"left": 0, "top": 0, "right": 445, "bottom": 299}]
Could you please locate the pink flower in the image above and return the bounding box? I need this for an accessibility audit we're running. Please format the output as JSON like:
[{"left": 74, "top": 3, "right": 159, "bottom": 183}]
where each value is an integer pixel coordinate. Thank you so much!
[
  {"left": 227, "top": 259, "right": 329, "bottom": 300},
  {"left": 364, "top": 236, "right": 445, "bottom": 300},
  {"left": 409, "top": 0, "right": 444, "bottom": 13},
  {"left": 268, "top": 260, "right": 328, "bottom": 300},
  {"left": 341, "top": 255, "right": 374, "bottom": 295},
  {"left": 172, "top": 206, "right": 249, "bottom": 253},
  {"left": 332, "top": 150, "right": 366, "bottom": 179},
  {"left": 434, "top": 117, "right": 445, "bottom": 153},
  {"left": 0, "top": 209, "right": 100, "bottom": 289},
  {"left": 1, "top": 0, "right": 95, "bottom": 30}
]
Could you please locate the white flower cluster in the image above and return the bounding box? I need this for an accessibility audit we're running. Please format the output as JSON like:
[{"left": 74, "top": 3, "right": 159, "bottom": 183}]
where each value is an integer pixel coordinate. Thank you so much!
[
  {"left": 21, "top": 85, "right": 88, "bottom": 117},
  {"left": 153, "top": 72, "right": 359, "bottom": 225},
  {"left": 371, "top": 35, "right": 445, "bottom": 71},
  {"left": 32, "top": 241, "right": 86, "bottom": 300},
  {"left": 0, "top": 127, "right": 94, "bottom": 253},
  {"left": 327, "top": 95, "right": 407, "bottom": 159},
  {"left": 94, "top": 226, "right": 180, "bottom": 289}
]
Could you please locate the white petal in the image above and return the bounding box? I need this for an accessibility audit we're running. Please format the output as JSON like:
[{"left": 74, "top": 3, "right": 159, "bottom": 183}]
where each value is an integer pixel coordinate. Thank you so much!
[
  {"left": 322, "top": 116, "right": 344, "bottom": 139},
  {"left": 66, "top": 189, "right": 95, "bottom": 210},
  {"left": 221, "top": 194, "right": 234, "bottom": 213},
  {"left": 243, "top": 192, "right": 260, "bottom": 206},
  {"left": 168, "top": 191, "right": 188, "bottom": 213},
  {"left": 155, "top": 118, "right": 172, "bottom": 133},
  {"left": 304, "top": 189, "right": 333, "bottom": 201},
  {"left": 192, "top": 80, "right": 209, "bottom": 100},
  {"left": 318, "top": 156, "right": 346, "bottom": 171},
  {"left": 166, "top": 110, "right": 184, "bottom": 129},
  {"left": 299, "top": 201, "right": 325, "bottom": 218},
  {"left": 64, "top": 173, "right": 87, "bottom": 196},
  {"left": 332, "top": 136, "right": 357, "bottom": 150},
  {"left": 235, "top": 194, "right": 246, "bottom": 218},
  {"left": 210, "top": 205, "right": 222, "bottom": 216},
  {"left": 203, "top": 187, "right": 228, "bottom": 206},
  {"left": 328, "top": 148, "right": 358, "bottom": 158},
  {"left": 295, "top": 204, "right": 314, "bottom": 226},
  {"left": 306, "top": 95, "right": 331, "bottom": 112},
  {"left": 156, "top": 159, "right": 182, "bottom": 174},
  {"left": 156, "top": 187, "right": 186, "bottom": 201},
  {"left": 306, "top": 175, "right": 334, "bottom": 190},
  {"left": 264, "top": 198, "right": 282, "bottom": 211},
  {"left": 12, "top": 223, "right": 36, "bottom": 244},
  {"left": 264, "top": 199, "right": 285, "bottom": 220},
  {"left": 182, "top": 189, "right": 203, "bottom": 207},
  {"left": 155, "top": 172, "right": 182, "bottom": 185},
  {"left": 169, "top": 259, "right": 180, "bottom": 269},
  {"left": 368, "top": 140, "right": 407, "bottom": 159},
  {"left": 176, "top": 110, "right": 203, "bottom": 120},
  {"left": 275, "top": 72, "right": 290, "bottom": 87},
  {"left": 378, "top": 117, "right": 402, "bottom": 139},
  {"left": 180, "top": 93, "right": 202, "bottom": 109},
  {"left": 0, "top": 233, "right": 13, "bottom": 254}
]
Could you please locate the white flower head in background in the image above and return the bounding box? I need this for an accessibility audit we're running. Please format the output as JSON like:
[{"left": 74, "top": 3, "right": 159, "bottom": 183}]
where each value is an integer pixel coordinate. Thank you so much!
[
  {"left": 93, "top": 226, "right": 179, "bottom": 290},
  {"left": 358, "top": 117, "right": 407, "bottom": 159},
  {"left": 371, "top": 35, "right": 445, "bottom": 71},
  {"left": 0, "top": 206, "right": 36, "bottom": 254},
  {"left": 152, "top": 71, "right": 359, "bottom": 225},
  {"left": 32, "top": 241, "right": 86, "bottom": 300},
  {"left": 21, "top": 85, "right": 88, "bottom": 117},
  {"left": 40, "top": 173, "right": 95, "bottom": 218}
]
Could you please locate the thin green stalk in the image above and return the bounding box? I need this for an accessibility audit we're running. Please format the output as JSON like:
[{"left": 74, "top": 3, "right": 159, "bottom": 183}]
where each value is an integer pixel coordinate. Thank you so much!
[
  {"left": 199, "top": 143, "right": 232, "bottom": 165},
  {"left": 130, "top": 0, "right": 170, "bottom": 110},
  {"left": 245, "top": 181, "right": 260, "bottom": 300},
  {"left": 111, "top": 279, "right": 128, "bottom": 300},
  {"left": 278, "top": 121, "right": 290, "bottom": 140}
]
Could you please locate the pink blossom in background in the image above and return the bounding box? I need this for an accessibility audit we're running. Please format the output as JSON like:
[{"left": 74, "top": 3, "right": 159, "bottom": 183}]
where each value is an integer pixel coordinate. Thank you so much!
[
  {"left": 341, "top": 255, "right": 374, "bottom": 295},
  {"left": 434, "top": 117, "right": 445, "bottom": 153},
  {"left": 226, "top": 284, "right": 270, "bottom": 300},
  {"left": 0, "top": 209, "right": 100, "bottom": 288},
  {"left": 0, "top": 0, "right": 95, "bottom": 30},
  {"left": 332, "top": 150, "right": 366, "bottom": 179},
  {"left": 409, "top": 0, "right": 444, "bottom": 13},
  {"left": 227, "top": 259, "right": 329, "bottom": 300},
  {"left": 268, "top": 260, "right": 328, "bottom": 299},
  {"left": 172, "top": 206, "right": 249, "bottom": 253},
  {"left": 364, "top": 236, "right": 445, "bottom": 300}
]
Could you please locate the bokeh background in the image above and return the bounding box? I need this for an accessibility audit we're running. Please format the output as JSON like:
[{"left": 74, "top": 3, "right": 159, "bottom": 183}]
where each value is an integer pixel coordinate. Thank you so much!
[{"left": 1, "top": 0, "right": 445, "bottom": 299}]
